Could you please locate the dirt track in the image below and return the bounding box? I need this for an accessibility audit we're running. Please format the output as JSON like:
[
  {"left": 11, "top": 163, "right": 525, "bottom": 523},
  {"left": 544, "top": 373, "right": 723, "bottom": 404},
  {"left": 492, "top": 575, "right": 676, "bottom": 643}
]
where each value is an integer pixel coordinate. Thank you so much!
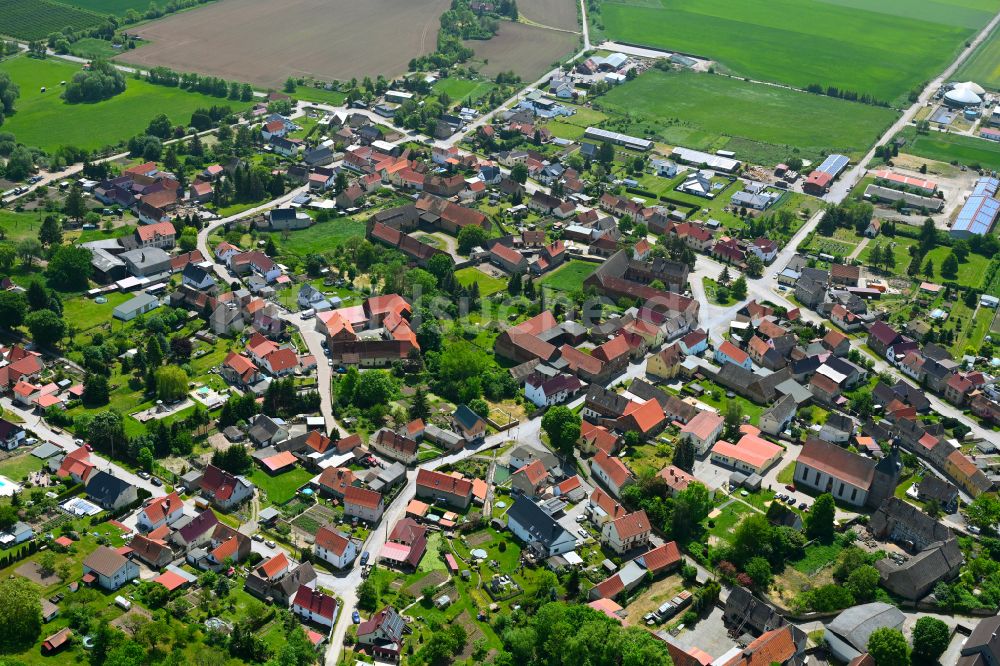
[
  {"left": 117, "top": 0, "right": 451, "bottom": 88},
  {"left": 466, "top": 22, "right": 577, "bottom": 80}
]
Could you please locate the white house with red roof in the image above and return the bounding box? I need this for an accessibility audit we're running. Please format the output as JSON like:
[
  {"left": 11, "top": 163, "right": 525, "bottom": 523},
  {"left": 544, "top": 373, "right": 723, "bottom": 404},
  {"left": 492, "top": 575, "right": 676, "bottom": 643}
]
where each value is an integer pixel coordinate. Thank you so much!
[
  {"left": 53, "top": 447, "right": 95, "bottom": 484},
  {"left": 680, "top": 410, "right": 724, "bottom": 455},
  {"left": 134, "top": 221, "right": 176, "bottom": 249},
  {"left": 344, "top": 486, "right": 384, "bottom": 523},
  {"left": 414, "top": 468, "right": 474, "bottom": 509},
  {"left": 588, "top": 487, "right": 627, "bottom": 526},
  {"left": 601, "top": 510, "right": 651, "bottom": 554},
  {"left": 511, "top": 459, "right": 550, "bottom": 498},
  {"left": 314, "top": 525, "right": 358, "bottom": 569},
  {"left": 137, "top": 492, "right": 185, "bottom": 532},
  {"left": 199, "top": 464, "right": 254, "bottom": 510},
  {"left": 292, "top": 585, "right": 338, "bottom": 628},
  {"left": 590, "top": 450, "right": 634, "bottom": 498}
]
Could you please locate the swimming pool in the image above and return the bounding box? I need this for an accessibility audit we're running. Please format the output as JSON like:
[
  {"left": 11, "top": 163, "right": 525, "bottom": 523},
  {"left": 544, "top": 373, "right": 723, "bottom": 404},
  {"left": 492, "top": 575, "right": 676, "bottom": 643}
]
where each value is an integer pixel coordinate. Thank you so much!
[{"left": 0, "top": 475, "right": 20, "bottom": 497}]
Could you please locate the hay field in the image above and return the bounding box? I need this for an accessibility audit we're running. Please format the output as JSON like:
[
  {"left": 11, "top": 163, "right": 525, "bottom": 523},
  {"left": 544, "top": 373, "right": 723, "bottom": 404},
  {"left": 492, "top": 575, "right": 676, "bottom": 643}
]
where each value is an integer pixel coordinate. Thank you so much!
[
  {"left": 598, "top": 0, "right": 997, "bottom": 105},
  {"left": 465, "top": 22, "right": 577, "bottom": 81},
  {"left": 117, "top": 0, "right": 451, "bottom": 88}
]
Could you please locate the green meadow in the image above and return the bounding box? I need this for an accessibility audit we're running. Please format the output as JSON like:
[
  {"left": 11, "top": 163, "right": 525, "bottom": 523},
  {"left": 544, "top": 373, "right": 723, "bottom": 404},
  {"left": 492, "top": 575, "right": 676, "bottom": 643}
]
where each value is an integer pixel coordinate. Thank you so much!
[
  {"left": 898, "top": 126, "right": 1000, "bottom": 170},
  {"left": 598, "top": 0, "right": 996, "bottom": 104},
  {"left": 0, "top": 55, "right": 251, "bottom": 152},
  {"left": 596, "top": 70, "right": 897, "bottom": 165}
]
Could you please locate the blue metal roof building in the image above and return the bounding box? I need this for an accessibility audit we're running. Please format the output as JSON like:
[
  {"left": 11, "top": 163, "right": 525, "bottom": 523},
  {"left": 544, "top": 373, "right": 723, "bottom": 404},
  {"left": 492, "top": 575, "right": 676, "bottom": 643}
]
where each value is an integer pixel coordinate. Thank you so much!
[
  {"left": 816, "top": 154, "right": 850, "bottom": 177},
  {"left": 952, "top": 177, "right": 1000, "bottom": 239}
]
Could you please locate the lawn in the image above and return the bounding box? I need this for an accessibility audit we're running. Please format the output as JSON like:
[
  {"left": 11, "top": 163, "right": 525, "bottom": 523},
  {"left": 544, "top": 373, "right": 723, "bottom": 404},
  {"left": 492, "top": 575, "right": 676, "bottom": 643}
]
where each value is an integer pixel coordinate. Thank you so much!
[
  {"left": 539, "top": 259, "right": 596, "bottom": 292},
  {"left": 61, "top": 292, "right": 134, "bottom": 331},
  {"left": 293, "top": 86, "right": 348, "bottom": 106},
  {"left": 898, "top": 127, "right": 1000, "bottom": 170},
  {"left": 595, "top": 70, "right": 897, "bottom": 165},
  {"left": 696, "top": 383, "right": 765, "bottom": 427},
  {"left": 791, "top": 541, "right": 843, "bottom": 575},
  {"left": 923, "top": 244, "right": 991, "bottom": 288},
  {"left": 434, "top": 77, "right": 495, "bottom": 104},
  {"left": 0, "top": 209, "right": 46, "bottom": 241},
  {"left": 955, "top": 19, "right": 1000, "bottom": 90},
  {"left": 597, "top": 0, "right": 990, "bottom": 105},
  {"left": 859, "top": 235, "right": 917, "bottom": 271},
  {"left": 953, "top": 304, "right": 996, "bottom": 356},
  {"left": 68, "top": 37, "right": 122, "bottom": 59},
  {"left": 0, "top": 55, "right": 252, "bottom": 152},
  {"left": 0, "top": 451, "right": 44, "bottom": 481},
  {"left": 249, "top": 467, "right": 314, "bottom": 505},
  {"left": 267, "top": 218, "right": 368, "bottom": 258},
  {"left": 707, "top": 500, "right": 754, "bottom": 547},
  {"left": 455, "top": 266, "right": 507, "bottom": 296}
]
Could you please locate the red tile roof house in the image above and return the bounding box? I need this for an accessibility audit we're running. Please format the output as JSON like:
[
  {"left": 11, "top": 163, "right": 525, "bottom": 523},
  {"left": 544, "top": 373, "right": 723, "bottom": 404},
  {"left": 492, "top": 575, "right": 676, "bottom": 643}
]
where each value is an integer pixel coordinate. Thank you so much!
[
  {"left": 318, "top": 467, "right": 358, "bottom": 499},
  {"left": 293, "top": 584, "right": 338, "bottom": 628},
  {"left": 944, "top": 373, "right": 974, "bottom": 407},
  {"left": 371, "top": 428, "right": 419, "bottom": 464},
  {"left": 54, "top": 447, "right": 96, "bottom": 484},
  {"left": 592, "top": 334, "right": 632, "bottom": 377},
  {"left": 588, "top": 541, "right": 682, "bottom": 601},
  {"left": 221, "top": 352, "right": 261, "bottom": 388},
  {"left": 579, "top": 421, "right": 622, "bottom": 456},
  {"left": 617, "top": 398, "right": 667, "bottom": 440},
  {"left": 658, "top": 465, "right": 697, "bottom": 496},
  {"left": 344, "top": 485, "right": 384, "bottom": 523},
  {"left": 314, "top": 525, "right": 358, "bottom": 569},
  {"left": 679, "top": 411, "right": 724, "bottom": 456},
  {"left": 601, "top": 510, "right": 651, "bottom": 554},
  {"left": 137, "top": 491, "right": 185, "bottom": 532},
  {"left": 588, "top": 487, "right": 628, "bottom": 526},
  {"left": 357, "top": 606, "right": 407, "bottom": 661},
  {"left": 199, "top": 464, "right": 254, "bottom": 510},
  {"left": 415, "top": 468, "right": 474, "bottom": 509},
  {"left": 382, "top": 518, "right": 429, "bottom": 570},
  {"left": 511, "top": 459, "right": 550, "bottom": 498},
  {"left": 590, "top": 450, "right": 634, "bottom": 498},
  {"left": 489, "top": 242, "right": 528, "bottom": 273}
]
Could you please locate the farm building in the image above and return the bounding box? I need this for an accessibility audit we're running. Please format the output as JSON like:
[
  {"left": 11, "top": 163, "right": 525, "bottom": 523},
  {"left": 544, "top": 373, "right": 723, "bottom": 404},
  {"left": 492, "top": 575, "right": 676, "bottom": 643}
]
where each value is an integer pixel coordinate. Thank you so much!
[
  {"left": 869, "top": 169, "right": 937, "bottom": 195},
  {"left": 113, "top": 293, "right": 161, "bottom": 321},
  {"left": 803, "top": 154, "right": 848, "bottom": 195},
  {"left": 943, "top": 82, "right": 983, "bottom": 108},
  {"left": 671, "top": 147, "right": 740, "bottom": 173},
  {"left": 583, "top": 127, "right": 652, "bottom": 151},
  {"left": 951, "top": 176, "right": 1000, "bottom": 239},
  {"left": 863, "top": 185, "right": 943, "bottom": 212}
]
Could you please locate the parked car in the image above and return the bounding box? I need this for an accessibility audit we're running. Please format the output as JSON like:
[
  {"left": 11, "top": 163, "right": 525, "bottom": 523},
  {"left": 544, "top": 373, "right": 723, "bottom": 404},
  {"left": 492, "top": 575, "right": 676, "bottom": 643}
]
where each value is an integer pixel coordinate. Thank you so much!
[
  {"left": 575, "top": 515, "right": 586, "bottom": 523},
  {"left": 150, "top": 477, "right": 162, "bottom": 487},
  {"left": 265, "top": 540, "right": 276, "bottom": 548},
  {"left": 137, "top": 471, "right": 150, "bottom": 480},
  {"left": 785, "top": 484, "right": 795, "bottom": 492},
  {"left": 798, "top": 502, "right": 808, "bottom": 510},
  {"left": 360, "top": 551, "right": 370, "bottom": 566},
  {"left": 252, "top": 534, "right": 263, "bottom": 542},
  {"left": 352, "top": 610, "right": 361, "bottom": 624}
]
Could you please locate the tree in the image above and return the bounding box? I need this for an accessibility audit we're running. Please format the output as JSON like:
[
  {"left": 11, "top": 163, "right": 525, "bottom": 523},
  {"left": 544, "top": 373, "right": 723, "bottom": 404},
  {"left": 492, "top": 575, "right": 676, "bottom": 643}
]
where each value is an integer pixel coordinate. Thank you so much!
[
  {"left": 744, "top": 557, "right": 772, "bottom": 590},
  {"left": 510, "top": 162, "right": 528, "bottom": 184},
  {"left": 211, "top": 444, "right": 253, "bottom": 475},
  {"left": 718, "top": 265, "right": 731, "bottom": 285},
  {"left": 410, "top": 387, "right": 429, "bottom": 420},
  {"left": 353, "top": 370, "right": 396, "bottom": 409},
  {"left": 25, "top": 309, "right": 65, "bottom": 347},
  {"left": 953, "top": 240, "right": 969, "bottom": 262},
  {"left": 0, "top": 504, "right": 16, "bottom": 530},
  {"left": 723, "top": 399, "right": 742, "bottom": 439},
  {"left": 941, "top": 252, "right": 959, "bottom": 280},
  {"left": 284, "top": 77, "right": 297, "bottom": 93},
  {"left": 0, "top": 290, "right": 27, "bottom": 329},
  {"left": 744, "top": 254, "right": 764, "bottom": 279},
  {"left": 867, "top": 627, "right": 909, "bottom": 666},
  {"left": 965, "top": 494, "right": 1000, "bottom": 534},
  {"left": 598, "top": 141, "right": 615, "bottom": 165},
  {"left": 5, "top": 145, "right": 34, "bottom": 181},
  {"left": 137, "top": 447, "right": 154, "bottom": 473},
  {"left": 38, "top": 214, "right": 62, "bottom": 247},
  {"left": 82, "top": 372, "right": 110, "bottom": 406},
  {"left": 16, "top": 238, "right": 41, "bottom": 267},
  {"left": 672, "top": 437, "right": 695, "bottom": 473},
  {"left": 541, "top": 406, "right": 581, "bottom": 458},
  {"left": 45, "top": 245, "right": 93, "bottom": 290},
  {"left": 922, "top": 256, "right": 935, "bottom": 277},
  {"left": 0, "top": 578, "right": 41, "bottom": 652},
  {"left": 911, "top": 616, "right": 950, "bottom": 665},
  {"left": 0, "top": 71, "right": 20, "bottom": 127},
  {"left": 672, "top": 482, "right": 713, "bottom": 542},
  {"left": 357, "top": 577, "right": 379, "bottom": 611},
  {"left": 844, "top": 565, "right": 880, "bottom": 602},
  {"left": 457, "top": 225, "right": 489, "bottom": 254},
  {"left": 63, "top": 183, "right": 87, "bottom": 222},
  {"left": 731, "top": 275, "right": 747, "bottom": 300},
  {"left": 806, "top": 493, "right": 835, "bottom": 543},
  {"left": 155, "top": 366, "right": 188, "bottom": 402}
]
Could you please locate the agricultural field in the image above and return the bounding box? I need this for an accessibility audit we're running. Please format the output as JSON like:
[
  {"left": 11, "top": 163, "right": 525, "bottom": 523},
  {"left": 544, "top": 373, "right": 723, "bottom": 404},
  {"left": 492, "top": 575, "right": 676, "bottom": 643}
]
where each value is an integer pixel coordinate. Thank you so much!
[
  {"left": 955, "top": 19, "right": 1000, "bottom": 90},
  {"left": 293, "top": 85, "right": 348, "bottom": 106},
  {"left": 56, "top": 0, "right": 161, "bottom": 14},
  {"left": 67, "top": 37, "right": 122, "bottom": 59},
  {"left": 465, "top": 21, "right": 578, "bottom": 81},
  {"left": 897, "top": 127, "right": 1000, "bottom": 170},
  {"left": 0, "top": 0, "right": 104, "bottom": 41},
  {"left": 519, "top": 0, "right": 579, "bottom": 30},
  {"left": 118, "top": 0, "right": 451, "bottom": 87},
  {"left": 597, "top": 0, "right": 995, "bottom": 105},
  {"left": 595, "top": 70, "right": 898, "bottom": 165},
  {"left": 0, "top": 55, "right": 252, "bottom": 152},
  {"left": 539, "top": 259, "right": 596, "bottom": 292}
]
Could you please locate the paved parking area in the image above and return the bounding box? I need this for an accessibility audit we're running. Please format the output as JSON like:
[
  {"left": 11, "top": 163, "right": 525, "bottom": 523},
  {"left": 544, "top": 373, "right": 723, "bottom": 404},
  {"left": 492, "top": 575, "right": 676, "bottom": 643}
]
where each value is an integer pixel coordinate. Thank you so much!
[{"left": 659, "top": 606, "right": 733, "bottom": 660}]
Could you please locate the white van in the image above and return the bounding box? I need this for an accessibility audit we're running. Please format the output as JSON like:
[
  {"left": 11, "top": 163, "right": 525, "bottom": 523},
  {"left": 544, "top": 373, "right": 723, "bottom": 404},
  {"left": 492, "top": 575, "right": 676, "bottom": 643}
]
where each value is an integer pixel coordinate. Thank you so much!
[
  {"left": 300, "top": 308, "right": 315, "bottom": 320},
  {"left": 115, "top": 596, "right": 131, "bottom": 611}
]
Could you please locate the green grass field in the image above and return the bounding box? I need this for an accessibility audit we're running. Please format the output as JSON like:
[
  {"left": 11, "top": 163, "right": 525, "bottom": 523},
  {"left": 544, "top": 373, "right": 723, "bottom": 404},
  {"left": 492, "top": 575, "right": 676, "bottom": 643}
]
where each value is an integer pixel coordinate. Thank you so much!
[
  {"left": 924, "top": 244, "right": 991, "bottom": 288},
  {"left": 433, "top": 78, "right": 495, "bottom": 104},
  {"left": 539, "top": 259, "right": 596, "bottom": 292},
  {"left": 456, "top": 267, "right": 507, "bottom": 296},
  {"left": 250, "top": 467, "right": 314, "bottom": 506},
  {"left": 1, "top": 55, "right": 251, "bottom": 152},
  {"left": 293, "top": 86, "right": 348, "bottom": 106},
  {"left": 955, "top": 19, "right": 1000, "bottom": 90},
  {"left": 899, "top": 127, "right": 1000, "bottom": 170},
  {"left": 266, "top": 218, "right": 367, "bottom": 258},
  {"left": 0, "top": 451, "right": 43, "bottom": 481},
  {"left": 0, "top": 0, "right": 104, "bottom": 40},
  {"left": 596, "top": 70, "right": 898, "bottom": 165},
  {"left": 68, "top": 37, "right": 121, "bottom": 59},
  {"left": 598, "top": 0, "right": 991, "bottom": 104}
]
